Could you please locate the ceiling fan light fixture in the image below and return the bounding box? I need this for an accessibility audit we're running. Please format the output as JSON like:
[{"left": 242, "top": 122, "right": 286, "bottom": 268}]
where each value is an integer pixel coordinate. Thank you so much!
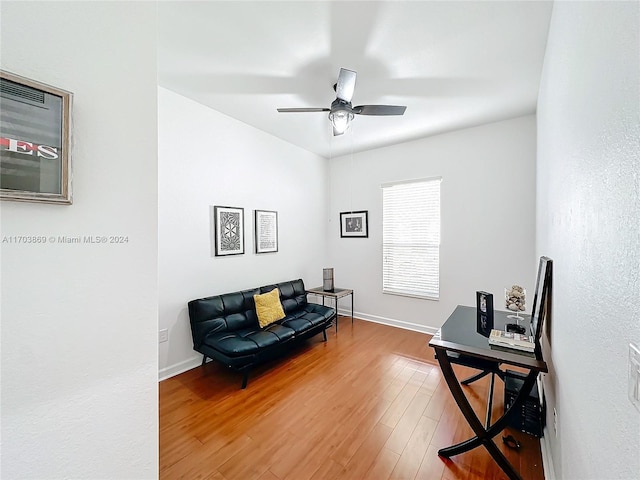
[
  {"left": 277, "top": 68, "right": 406, "bottom": 137},
  {"left": 329, "top": 109, "right": 354, "bottom": 134}
]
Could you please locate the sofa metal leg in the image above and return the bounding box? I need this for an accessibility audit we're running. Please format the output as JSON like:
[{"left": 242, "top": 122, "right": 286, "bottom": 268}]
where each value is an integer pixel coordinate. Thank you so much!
[
  {"left": 201, "top": 355, "right": 207, "bottom": 366},
  {"left": 323, "top": 328, "right": 327, "bottom": 342},
  {"left": 241, "top": 369, "right": 250, "bottom": 389}
]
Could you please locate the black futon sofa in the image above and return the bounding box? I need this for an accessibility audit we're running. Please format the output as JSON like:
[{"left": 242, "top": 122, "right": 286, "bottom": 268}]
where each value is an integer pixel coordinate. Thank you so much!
[{"left": 188, "top": 279, "right": 335, "bottom": 388}]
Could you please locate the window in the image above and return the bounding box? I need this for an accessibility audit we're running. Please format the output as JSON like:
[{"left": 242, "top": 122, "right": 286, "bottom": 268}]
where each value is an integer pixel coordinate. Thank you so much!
[{"left": 382, "top": 177, "right": 441, "bottom": 299}]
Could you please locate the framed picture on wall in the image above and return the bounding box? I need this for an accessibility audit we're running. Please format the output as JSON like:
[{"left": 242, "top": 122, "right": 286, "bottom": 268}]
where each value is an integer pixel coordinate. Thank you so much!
[
  {"left": 340, "top": 210, "right": 368, "bottom": 238},
  {"left": 254, "top": 210, "right": 278, "bottom": 254},
  {"left": 214, "top": 206, "right": 244, "bottom": 256},
  {"left": 0, "top": 70, "right": 73, "bottom": 204}
]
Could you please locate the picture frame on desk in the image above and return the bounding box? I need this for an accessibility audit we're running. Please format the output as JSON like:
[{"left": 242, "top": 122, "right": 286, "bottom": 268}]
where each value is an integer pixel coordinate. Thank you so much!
[{"left": 476, "top": 291, "right": 494, "bottom": 337}]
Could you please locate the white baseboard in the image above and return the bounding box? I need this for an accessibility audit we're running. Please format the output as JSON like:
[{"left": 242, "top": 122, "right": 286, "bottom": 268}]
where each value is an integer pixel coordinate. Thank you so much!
[
  {"left": 540, "top": 428, "right": 556, "bottom": 480},
  {"left": 537, "top": 374, "right": 556, "bottom": 480},
  {"left": 158, "top": 355, "right": 205, "bottom": 381},
  {"left": 337, "top": 308, "right": 440, "bottom": 336}
]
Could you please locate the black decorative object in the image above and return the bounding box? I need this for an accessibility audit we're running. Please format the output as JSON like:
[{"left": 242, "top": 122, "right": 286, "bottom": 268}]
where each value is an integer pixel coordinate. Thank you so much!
[
  {"left": 506, "top": 323, "right": 526, "bottom": 334},
  {"left": 476, "top": 291, "right": 494, "bottom": 337},
  {"left": 323, "top": 268, "right": 334, "bottom": 292}
]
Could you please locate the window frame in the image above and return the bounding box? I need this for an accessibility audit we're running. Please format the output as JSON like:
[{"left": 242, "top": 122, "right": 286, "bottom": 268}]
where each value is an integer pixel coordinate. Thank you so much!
[{"left": 381, "top": 176, "right": 442, "bottom": 300}]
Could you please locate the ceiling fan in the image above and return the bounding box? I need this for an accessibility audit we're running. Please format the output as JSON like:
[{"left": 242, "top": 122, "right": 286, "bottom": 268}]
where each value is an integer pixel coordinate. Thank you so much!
[{"left": 277, "top": 68, "right": 407, "bottom": 136}]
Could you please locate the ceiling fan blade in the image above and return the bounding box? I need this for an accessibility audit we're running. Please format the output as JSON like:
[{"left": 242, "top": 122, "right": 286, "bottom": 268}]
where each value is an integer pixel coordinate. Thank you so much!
[
  {"left": 353, "top": 105, "right": 407, "bottom": 116},
  {"left": 277, "top": 107, "right": 330, "bottom": 113},
  {"left": 333, "top": 126, "right": 344, "bottom": 136},
  {"left": 335, "top": 68, "right": 357, "bottom": 103}
]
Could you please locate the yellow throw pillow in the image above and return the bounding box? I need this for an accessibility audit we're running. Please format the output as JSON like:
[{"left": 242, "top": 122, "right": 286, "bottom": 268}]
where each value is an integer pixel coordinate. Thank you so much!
[{"left": 254, "top": 288, "right": 286, "bottom": 328}]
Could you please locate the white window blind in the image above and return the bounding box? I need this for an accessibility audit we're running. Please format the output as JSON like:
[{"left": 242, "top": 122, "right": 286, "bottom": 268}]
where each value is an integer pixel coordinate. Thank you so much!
[{"left": 382, "top": 177, "right": 441, "bottom": 299}]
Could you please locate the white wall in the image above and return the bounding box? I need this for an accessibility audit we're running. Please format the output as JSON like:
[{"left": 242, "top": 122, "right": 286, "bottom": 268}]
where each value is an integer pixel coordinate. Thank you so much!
[
  {"left": 0, "top": 2, "right": 158, "bottom": 479},
  {"left": 537, "top": 2, "right": 640, "bottom": 479},
  {"left": 327, "top": 116, "right": 537, "bottom": 332},
  {"left": 158, "top": 88, "right": 329, "bottom": 378}
]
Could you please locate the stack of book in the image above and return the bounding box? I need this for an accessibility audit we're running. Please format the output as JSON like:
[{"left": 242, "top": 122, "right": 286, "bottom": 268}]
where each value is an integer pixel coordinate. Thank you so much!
[{"left": 488, "top": 329, "right": 535, "bottom": 352}]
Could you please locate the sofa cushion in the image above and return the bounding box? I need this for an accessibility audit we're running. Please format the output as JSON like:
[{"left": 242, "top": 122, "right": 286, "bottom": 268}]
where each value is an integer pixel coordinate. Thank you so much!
[
  {"left": 303, "top": 303, "right": 337, "bottom": 322},
  {"left": 188, "top": 288, "right": 261, "bottom": 348},
  {"left": 262, "top": 279, "right": 307, "bottom": 314},
  {"left": 254, "top": 288, "right": 286, "bottom": 328},
  {"left": 279, "top": 305, "right": 333, "bottom": 334},
  {"left": 203, "top": 323, "right": 295, "bottom": 357}
]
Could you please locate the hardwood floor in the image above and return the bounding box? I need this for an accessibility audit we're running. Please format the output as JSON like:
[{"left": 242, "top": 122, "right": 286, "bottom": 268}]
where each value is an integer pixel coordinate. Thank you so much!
[{"left": 160, "top": 317, "right": 545, "bottom": 480}]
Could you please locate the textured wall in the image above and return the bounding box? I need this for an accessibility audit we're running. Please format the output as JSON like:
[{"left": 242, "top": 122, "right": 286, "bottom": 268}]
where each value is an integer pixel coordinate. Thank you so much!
[
  {"left": 0, "top": 2, "right": 159, "bottom": 478},
  {"left": 537, "top": 2, "right": 640, "bottom": 479}
]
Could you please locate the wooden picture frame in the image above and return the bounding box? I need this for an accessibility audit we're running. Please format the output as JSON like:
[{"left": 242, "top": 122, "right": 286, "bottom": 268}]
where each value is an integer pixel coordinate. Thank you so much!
[
  {"left": 0, "top": 70, "right": 73, "bottom": 204},
  {"left": 340, "top": 210, "right": 368, "bottom": 238},
  {"left": 254, "top": 210, "right": 278, "bottom": 254},
  {"left": 214, "top": 206, "right": 244, "bottom": 256}
]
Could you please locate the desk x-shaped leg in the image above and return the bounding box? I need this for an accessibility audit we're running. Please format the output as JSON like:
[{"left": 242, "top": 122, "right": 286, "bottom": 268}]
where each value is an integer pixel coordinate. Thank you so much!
[{"left": 433, "top": 346, "right": 538, "bottom": 480}]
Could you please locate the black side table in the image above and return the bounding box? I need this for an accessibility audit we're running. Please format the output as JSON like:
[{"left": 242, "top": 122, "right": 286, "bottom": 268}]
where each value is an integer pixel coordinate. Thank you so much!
[{"left": 306, "top": 287, "right": 354, "bottom": 332}]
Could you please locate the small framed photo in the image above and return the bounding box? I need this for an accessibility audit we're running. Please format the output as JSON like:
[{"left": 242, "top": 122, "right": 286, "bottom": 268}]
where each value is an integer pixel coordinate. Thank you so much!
[
  {"left": 254, "top": 209, "right": 278, "bottom": 254},
  {"left": 1, "top": 70, "right": 73, "bottom": 204},
  {"left": 214, "top": 206, "right": 244, "bottom": 256},
  {"left": 476, "top": 291, "right": 494, "bottom": 337},
  {"left": 340, "top": 210, "right": 368, "bottom": 238}
]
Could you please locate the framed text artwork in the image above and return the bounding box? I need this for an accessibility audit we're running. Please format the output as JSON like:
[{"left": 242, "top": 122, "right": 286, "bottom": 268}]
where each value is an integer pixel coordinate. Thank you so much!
[
  {"left": 0, "top": 70, "right": 73, "bottom": 204},
  {"left": 214, "top": 206, "right": 244, "bottom": 256},
  {"left": 340, "top": 210, "right": 368, "bottom": 238},
  {"left": 254, "top": 210, "right": 278, "bottom": 254}
]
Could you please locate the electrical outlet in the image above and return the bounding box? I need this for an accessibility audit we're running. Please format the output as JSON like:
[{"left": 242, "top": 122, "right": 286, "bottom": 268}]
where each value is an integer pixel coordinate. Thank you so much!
[
  {"left": 629, "top": 343, "right": 640, "bottom": 412},
  {"left": 159, "top": 329, "right": 169, "bottom": 343},
  {"left": 553, "top": 408, "right": 558, "bottom": 437}
]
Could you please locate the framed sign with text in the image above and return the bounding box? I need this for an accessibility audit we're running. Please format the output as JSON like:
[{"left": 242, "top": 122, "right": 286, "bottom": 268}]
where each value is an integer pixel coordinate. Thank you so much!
[{"left": 0, "top": 70, "right": 73, "bottom": 204}]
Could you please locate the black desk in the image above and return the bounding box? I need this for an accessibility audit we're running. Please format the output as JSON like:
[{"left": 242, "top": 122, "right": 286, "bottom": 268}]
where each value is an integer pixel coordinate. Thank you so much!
[{"left": 428, "top": 305, "right": 548, "bottom": 480}]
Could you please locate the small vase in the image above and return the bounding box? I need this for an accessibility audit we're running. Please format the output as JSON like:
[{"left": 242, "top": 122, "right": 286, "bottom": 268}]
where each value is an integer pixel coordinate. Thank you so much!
[{"left": 505, "top": 286, "right": 526, "bottom": 323}]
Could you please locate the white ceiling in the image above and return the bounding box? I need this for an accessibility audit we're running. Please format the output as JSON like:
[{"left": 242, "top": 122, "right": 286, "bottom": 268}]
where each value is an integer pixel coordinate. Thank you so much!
[{"left": 158, "top": 1, "right": 553, "bottom": 158}]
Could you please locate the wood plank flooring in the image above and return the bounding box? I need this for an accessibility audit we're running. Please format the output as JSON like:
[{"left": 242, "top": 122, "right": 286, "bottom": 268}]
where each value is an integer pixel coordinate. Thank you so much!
[{"left": 160, "top": 317, "right": 545, "bottom": 480}]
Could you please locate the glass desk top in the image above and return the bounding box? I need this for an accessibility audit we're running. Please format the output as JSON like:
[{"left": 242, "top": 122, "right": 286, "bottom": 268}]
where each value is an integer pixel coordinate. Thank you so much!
[{"left": 429, "top": 305, "right": 547, "bottom": 372}]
